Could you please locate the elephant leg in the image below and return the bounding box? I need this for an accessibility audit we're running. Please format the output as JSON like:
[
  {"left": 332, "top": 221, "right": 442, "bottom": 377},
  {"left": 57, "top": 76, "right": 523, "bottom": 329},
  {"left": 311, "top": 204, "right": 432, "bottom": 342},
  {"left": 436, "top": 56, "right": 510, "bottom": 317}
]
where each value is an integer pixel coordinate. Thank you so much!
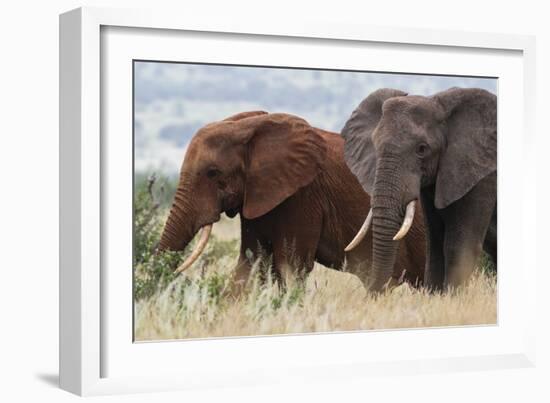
[
  {"left": 442, "top": 173, "right": 496, "bottom": 288},
  {"left": 229, "top": 218, "right": 271, "bottom": 297},
  {"left": 271, "top": 223, "right": 321, "bottom": 289},
  {"left": 420, "top": 189, "right": 446, "bottom": 291},
  {"left": 272, "top": 237, "right": 317, "bottom": 289},
  {"left": 443, "top": 229, "right": 484, "bottom": 288}
]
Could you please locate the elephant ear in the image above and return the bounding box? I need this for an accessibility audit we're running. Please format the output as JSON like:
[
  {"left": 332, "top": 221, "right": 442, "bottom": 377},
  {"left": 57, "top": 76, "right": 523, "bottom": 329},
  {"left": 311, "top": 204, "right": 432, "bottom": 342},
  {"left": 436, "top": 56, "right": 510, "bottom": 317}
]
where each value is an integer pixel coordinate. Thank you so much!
[
  {"left": 433, "top": 87, "right": 497, "bottom": 209},
  {"left": 234, "top": 113, "right": 327, "bottom": 219},
  {"left": 341, "top": 88, "right": 407, "bottom": 194},
  {"left": 223, "top": 110, "right": 268, "bottom": 121}
]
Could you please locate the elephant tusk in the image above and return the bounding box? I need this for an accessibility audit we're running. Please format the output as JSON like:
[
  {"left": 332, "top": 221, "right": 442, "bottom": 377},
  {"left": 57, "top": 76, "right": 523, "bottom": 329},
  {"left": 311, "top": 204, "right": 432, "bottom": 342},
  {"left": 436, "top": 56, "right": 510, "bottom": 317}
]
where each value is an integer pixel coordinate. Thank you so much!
[
  {"left": 393, "top": 201, "right": 416, "bottom": 241},
  {"left": 174, "top": 224, "right": 213, "bottom": 274},
  {"left": 345, "top": 208, "right": 373, "bottom": 252}
]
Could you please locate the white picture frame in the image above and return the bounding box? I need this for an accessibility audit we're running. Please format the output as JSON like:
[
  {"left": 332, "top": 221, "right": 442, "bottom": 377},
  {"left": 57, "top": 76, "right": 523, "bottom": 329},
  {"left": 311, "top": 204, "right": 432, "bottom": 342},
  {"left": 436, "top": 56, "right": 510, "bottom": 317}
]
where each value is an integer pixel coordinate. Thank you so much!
[{"left": 59, "top": 6, "right": 537, "bottom": 396}]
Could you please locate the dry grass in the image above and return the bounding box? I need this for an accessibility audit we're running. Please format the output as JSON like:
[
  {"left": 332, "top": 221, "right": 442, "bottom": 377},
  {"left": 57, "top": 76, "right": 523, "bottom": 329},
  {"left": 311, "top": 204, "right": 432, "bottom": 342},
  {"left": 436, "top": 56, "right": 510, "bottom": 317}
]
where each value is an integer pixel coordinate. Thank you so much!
[
  {"left": 134, "top": 202, "right": 496, "bottom": 341},
  {"left": 134, "top": 254, "right": 497, "bottom": 341}
]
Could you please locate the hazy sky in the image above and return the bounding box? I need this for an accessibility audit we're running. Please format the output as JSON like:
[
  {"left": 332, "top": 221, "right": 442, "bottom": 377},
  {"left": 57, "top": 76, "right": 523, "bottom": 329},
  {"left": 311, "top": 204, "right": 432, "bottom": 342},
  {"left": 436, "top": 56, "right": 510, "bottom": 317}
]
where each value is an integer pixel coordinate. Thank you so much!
[{"left": 134, "top": 61, "right": 497, "bottom": 176}]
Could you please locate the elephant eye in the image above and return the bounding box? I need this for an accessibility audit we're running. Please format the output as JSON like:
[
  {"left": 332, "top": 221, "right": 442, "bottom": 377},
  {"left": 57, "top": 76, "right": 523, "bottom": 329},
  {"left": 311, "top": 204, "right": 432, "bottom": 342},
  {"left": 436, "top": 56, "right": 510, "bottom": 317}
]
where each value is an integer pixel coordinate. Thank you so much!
[
  {"left": 416, "top": 142, "right": 430, "bottom": 158},
  {"left": 206, "top": 168, "right": 221, "bottom": 179}
]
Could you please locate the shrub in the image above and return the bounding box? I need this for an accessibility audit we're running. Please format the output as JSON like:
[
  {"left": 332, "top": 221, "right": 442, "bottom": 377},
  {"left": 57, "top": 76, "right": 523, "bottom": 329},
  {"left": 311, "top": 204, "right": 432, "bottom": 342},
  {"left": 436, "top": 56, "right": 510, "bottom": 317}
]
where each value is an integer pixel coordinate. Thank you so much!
[
  {"left": 134, "top": 173, "right": 181, "bottom": 299},
  {"left": 133, "top": 172, "right": 240, "bottom": 301}
]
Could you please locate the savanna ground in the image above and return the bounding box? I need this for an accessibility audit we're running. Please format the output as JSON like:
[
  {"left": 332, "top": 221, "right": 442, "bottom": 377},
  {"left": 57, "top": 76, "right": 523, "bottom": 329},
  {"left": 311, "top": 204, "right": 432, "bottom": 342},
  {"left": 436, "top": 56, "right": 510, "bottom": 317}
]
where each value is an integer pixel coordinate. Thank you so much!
[{"left": 134, "top": 174, "right": 497, "bottom": 341}]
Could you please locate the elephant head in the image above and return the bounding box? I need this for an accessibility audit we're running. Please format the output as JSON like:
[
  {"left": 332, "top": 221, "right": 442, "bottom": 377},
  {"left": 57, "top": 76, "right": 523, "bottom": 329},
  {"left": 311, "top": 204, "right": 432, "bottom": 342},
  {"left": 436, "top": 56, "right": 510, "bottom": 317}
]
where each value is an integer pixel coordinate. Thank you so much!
[
  {"left": 157, "top": 111, "right": 327, "bottom": 273},
  {"left": 342, "top": 87, "right": 496, "bottom": 290}
]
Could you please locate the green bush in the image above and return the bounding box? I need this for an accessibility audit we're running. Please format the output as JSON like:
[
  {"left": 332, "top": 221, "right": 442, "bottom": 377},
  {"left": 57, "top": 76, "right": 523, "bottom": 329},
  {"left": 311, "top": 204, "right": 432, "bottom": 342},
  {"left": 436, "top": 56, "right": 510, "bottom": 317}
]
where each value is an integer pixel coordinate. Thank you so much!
[
  {"left": 133, "top": 173, "right": 180, "bottom": 298},
  {"left": 133, "top": 172, "right": 239, "bottom": 301}
]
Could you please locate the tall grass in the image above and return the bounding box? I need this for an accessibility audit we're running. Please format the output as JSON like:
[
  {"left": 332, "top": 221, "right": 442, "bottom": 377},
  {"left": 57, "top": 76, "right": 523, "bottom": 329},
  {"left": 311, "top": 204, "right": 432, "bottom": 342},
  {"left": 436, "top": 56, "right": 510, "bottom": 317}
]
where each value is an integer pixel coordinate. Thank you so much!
[{"left": 133, "top": 174, "right": 497, "bottom": 341}]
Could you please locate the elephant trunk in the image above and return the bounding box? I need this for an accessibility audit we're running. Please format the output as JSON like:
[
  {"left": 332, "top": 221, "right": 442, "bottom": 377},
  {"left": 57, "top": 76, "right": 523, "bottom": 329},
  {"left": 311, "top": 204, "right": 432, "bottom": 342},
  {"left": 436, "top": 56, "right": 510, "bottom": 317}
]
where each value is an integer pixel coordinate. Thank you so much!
[
  {"left": 370, "top": 155, "right": 404, "bottom": 291},
  {"left": 157, "top": 183, "right": 196, "bottom": 253}
]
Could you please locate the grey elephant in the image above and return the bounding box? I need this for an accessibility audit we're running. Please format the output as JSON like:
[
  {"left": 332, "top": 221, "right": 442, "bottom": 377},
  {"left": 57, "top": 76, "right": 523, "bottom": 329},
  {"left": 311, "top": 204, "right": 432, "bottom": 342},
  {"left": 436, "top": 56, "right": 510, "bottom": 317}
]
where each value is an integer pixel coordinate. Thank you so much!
[{"left": 341, "top": 87, "right": 497, "bottom": 291}]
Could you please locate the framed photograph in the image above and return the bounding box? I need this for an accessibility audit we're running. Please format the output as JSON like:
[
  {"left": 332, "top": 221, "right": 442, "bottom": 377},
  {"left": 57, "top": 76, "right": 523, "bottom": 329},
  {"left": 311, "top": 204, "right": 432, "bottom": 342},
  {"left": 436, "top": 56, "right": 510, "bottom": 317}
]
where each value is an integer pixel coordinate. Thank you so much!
[{"left": 60, "top": 7, "right": 537, "bottom": 396}]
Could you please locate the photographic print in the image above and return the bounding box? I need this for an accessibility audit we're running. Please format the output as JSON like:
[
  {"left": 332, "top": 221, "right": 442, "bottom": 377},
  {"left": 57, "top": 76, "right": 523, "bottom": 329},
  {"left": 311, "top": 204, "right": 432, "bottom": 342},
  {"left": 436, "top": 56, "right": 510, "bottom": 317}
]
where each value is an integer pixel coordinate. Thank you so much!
[{"left": 133, "top": 61, "right": 497, "bottom": 341}]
